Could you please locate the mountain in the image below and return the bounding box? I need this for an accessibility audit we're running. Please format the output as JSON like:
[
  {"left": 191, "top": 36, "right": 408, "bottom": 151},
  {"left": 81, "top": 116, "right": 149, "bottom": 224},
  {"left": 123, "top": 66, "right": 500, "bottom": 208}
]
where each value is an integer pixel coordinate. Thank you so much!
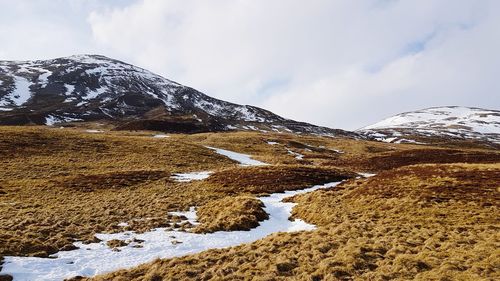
[
  {"left": 357, "top": 106, "right": 500, "bottom": 146},
  {"left": 0, "top": 54, "right": 353, "bottom": 136}
]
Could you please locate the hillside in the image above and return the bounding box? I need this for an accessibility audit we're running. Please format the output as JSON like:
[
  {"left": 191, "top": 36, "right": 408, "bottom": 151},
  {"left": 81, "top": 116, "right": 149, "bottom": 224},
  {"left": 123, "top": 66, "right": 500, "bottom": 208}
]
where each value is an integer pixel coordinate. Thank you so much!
[
  {"left": 0, "top": 126, "right": 499, "bottom": 280},
  {"left": 0, "top": 58, "right": 499, "bottom": 281},
  {"left": 357, "top": 106, "right": 500, "bottom": 146},
  {"left": 0, "top": 55, "right": 353, "bottom": 137}
]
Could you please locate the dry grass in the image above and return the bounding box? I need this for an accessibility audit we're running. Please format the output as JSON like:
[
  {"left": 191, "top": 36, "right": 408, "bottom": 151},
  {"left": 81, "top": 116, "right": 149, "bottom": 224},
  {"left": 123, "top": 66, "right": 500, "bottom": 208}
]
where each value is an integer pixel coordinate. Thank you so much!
[
  {"left": 0, "top": 126, "right": 235, "bottom": 258},
  {"left": 0, "top": 126, "right": 356, "bottom": 259},
  {"left": 85, "top": 163, "right": 500, "bottom": 280},
  {"left": 1, "top": 126, "right": 500, "bottom": 280},
  {"left": 194, "top": 196, "right": 269, "bottom": 233},
  {"left": 204, "top": 165, "right": 357, "bottom": 195},
  {"left": 185, "top": 131, "right": 500, "bottom": 172},
  {"left": 106, "top": 239, "right": 128, "bottom": 250}
]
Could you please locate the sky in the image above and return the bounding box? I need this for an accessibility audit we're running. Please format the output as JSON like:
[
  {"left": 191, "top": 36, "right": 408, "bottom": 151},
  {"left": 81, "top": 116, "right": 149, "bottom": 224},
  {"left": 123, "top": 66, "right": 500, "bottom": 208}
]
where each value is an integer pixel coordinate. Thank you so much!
[{"left": 0, "top": 0, "right": 499, "bottom": 130}]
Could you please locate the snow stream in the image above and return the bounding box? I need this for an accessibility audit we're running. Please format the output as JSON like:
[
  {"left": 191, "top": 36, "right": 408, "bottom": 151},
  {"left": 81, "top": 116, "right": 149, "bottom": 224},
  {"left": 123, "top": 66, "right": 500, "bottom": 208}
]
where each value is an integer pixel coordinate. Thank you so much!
[{"left": 1, "top": 147, "right": 339, "bottom": 280}]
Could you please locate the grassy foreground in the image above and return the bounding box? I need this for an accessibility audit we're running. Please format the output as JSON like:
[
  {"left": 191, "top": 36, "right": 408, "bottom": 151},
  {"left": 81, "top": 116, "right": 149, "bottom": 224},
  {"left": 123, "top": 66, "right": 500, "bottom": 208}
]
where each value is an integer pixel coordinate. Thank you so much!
[
  {"left": 81, "top": 164, "right": 500, "bottom": 281},
  {"left": 0, "top": 126, "right": 499, "bottom": 280}
]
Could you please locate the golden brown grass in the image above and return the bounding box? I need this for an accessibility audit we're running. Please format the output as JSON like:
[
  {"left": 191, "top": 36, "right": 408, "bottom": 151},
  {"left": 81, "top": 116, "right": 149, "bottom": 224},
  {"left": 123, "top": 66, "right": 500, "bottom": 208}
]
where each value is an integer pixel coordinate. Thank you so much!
[
  {"left": 84, "top": 163, "right": 500, "bottom": 281},
  {"left": 106, "top": 239, "right": 128, "bottom": 250},
  {"left": 194, "top": 196, "right": 269, "bottom": 233},
  {"left": 0, "top": 126, "right": 356, "bottom": 259},
  {"left": 0, "top": 126, "right": 231, "bottom": 258},
  {"left": 204, "top": 165, "right": 357, "bottom": 195},
  {"left": 2, "top": 126, "right": 500, "bottom": 280},
  {"left": 184, "top": 131, "right": 500, "bottom": 172}
]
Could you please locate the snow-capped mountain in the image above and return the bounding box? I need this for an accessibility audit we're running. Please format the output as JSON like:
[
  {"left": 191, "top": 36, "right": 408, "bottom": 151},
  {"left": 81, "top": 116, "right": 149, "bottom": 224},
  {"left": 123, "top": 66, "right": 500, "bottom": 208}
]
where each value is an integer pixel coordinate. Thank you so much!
[
  {"left": 0, "top": 55, "right": 352, "bottom": 136},
  {"left": 357, "top": 106, "right": 500, "bottom": 145}
]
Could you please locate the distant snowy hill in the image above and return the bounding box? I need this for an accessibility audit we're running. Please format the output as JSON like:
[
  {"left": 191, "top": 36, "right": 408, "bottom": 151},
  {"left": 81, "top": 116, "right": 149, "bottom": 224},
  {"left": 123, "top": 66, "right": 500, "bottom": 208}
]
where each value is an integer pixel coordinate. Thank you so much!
[
  {"left": 0, "top": 55, "right": 353, "bottom": 136},
  {"left": 357, "top": 106, "right": 500, "bottom": 145}
]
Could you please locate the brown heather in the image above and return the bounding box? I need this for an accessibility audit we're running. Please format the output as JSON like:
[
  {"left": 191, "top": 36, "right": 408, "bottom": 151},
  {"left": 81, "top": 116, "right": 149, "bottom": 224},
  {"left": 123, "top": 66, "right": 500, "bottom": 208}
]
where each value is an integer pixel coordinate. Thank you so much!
[
  {"left": 204, "top": 165, "right": 358, "bottom": 195},
  {"left": 0, "top": 126, "right": 356, "bottom": 259},
  {"left": 83, "top": 163, "right": 500, "bottom": 281},
  {"left": 1, "top": 126, "right": 499, "bottom": 280}
]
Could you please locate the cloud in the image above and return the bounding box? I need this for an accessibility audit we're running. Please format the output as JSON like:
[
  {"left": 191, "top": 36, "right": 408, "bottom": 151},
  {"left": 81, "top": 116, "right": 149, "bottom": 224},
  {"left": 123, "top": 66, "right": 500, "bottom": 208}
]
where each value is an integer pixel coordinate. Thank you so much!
[
  {"left": 0, "top": 0, "right": 132, "bottom": 60},
  {"left": 1, "top": 0, "right": 499, "bottom": 129}
]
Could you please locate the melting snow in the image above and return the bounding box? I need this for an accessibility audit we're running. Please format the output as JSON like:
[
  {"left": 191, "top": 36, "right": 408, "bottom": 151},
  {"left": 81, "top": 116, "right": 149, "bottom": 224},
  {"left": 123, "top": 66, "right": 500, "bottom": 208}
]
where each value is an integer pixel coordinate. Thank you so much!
[
  {"left": 205, "top": 146, "right": 268, "bottom": 166},
  {"left": 65, "top": 84, "right": 75, "bottom": 95},
  {"left": 85, "top": 86, "right": 107, "bottom": 100},
  {"left": 45, "top": 115, "right": 57, "bottom": 126},
  {"left": 152, "top": 134, "right": 169, "bottom": 138},
  {"left": 168, "top": 207, "right": 198, "bottom": 225},
  {"left": 10, "top": 76, "right": 32, "bottom": 106},
  {"left": 360, "top": 106, "right": 500, "bottom": 136},
  {"left": 358, "top": 173, "right": 376, "bottom": 178},
  {"left": 37, "top": 71, "right": 52, "bottom": 87},
  {"left": 1, "top": 182, "right": 341, "bottom": 281},
  {"left": 287, "top": 149, "right": 304, "bottom": 160},
  {"left": 171, "top": 171, "right": 212, "bottom": 182}
]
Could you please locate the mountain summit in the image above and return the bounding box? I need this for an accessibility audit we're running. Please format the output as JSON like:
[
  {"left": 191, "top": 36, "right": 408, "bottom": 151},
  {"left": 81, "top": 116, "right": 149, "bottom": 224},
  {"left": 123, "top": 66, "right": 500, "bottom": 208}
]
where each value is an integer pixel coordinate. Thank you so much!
[
  {"left": 357, "top": 106, "right": 500, "bottom": 145},
  {"left": 0, "top": 54, "right": 352, "bottom": 136}
]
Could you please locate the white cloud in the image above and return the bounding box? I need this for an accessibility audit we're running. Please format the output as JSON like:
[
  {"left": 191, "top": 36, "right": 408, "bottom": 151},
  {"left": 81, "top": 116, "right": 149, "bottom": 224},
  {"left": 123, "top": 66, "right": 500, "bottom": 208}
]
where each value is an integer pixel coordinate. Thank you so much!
[{"left": 1, "top": 0, "right": 499, "bottom": 129}]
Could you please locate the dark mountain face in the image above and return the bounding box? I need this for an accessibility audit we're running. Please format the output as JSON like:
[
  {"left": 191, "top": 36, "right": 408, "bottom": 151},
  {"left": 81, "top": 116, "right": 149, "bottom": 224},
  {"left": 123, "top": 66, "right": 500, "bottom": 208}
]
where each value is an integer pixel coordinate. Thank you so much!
[{"left": 0, "top": 55, "right": 354, "bottom": 136}]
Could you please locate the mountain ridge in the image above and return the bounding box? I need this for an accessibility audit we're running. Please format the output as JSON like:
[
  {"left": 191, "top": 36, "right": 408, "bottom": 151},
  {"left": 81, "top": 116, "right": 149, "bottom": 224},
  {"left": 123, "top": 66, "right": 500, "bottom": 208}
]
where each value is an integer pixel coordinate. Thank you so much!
[
  {"left": 1, "top": 55, "right": 499, "bottom": 145},
  {"left": 0, "top": 54, "right": 354, "bottom": 137},
  {"left": 357, "top": 105, "right": 500, "bottom": 146}
]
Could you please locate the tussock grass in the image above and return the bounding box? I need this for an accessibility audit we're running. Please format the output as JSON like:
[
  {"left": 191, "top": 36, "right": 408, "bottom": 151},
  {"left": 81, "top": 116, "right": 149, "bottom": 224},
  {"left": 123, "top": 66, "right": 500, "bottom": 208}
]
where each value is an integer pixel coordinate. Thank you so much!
[
  {"left": 106, "top": 239, "right": 128, "bottom": 249},
  {"left": 2, "top": 126, "right": 499, "bottom": 280},
  {"left": 0, "top": 126, "right": 357, "bottom": 258},
  {"left": 0, "top": 126, "right": 234, "bottom": 258},
  {"left": 194, "top": 196, "right": 269, "bottom": 233},
  {"left": 85, "top": 163, "right": 500, "bottom": 280},
  {"left": 59, "top": 170, "right": 170, "bottom": 192},
  {"left": 204, "top": 165, "right": 357, "bottom": 195}
]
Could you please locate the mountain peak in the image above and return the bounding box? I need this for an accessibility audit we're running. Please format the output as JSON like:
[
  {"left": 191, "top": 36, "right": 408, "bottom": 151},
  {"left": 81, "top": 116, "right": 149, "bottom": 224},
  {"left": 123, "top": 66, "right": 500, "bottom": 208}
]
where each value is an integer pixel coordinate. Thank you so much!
[
  {"left": 0, "top": 55, "right": 353, "bottom": 137},
  {"left": 358, "top": 106, "right": 500, "bottom": 145}
]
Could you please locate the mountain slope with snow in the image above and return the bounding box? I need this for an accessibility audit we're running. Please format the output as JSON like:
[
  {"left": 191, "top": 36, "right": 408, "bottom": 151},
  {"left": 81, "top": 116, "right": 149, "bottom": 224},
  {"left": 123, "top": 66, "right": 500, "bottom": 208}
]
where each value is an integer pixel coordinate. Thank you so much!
[
  {"left": 357, "top": 106, "right": 500, "bottom": 145},
  {"left": 0, "top": 55, "right": 352, "bottom": 136}
]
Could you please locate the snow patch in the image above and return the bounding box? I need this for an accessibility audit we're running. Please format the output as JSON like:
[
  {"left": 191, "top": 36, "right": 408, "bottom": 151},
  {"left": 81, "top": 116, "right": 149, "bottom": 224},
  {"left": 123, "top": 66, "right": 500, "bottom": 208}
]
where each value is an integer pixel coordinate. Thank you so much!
[
  {"left": 85, "top": 86, "right": 107, "bottom": 100},
  {"left": 287, "top": 149, "right": 304, "bottom": 160},
  {"left": 37, "top": 71, "right": 52, "bottom": 87},
  {"left": 10, "top": 76, "right": 32, "bottom": 106},
  {"left": 65, "top": 84, "right": 75, "bottom": 95},
  {"left": 1, "top": 182, "right": 341, "bottom": 281},
  {"left": 168, "top": 207, "right": 198, "bottom": 225},
  {"left": 359, "top": 106, "right": 500, "bottom": 143},
  {"left": 152, "top": 134, "right": 169, "bottom": 138},
  {"left": 171, "top": 171, "right": 212, "bottom": 182},
  {"left": 45, "top": 115, "right": 57, "bottom": 126},
  {"left": 358, "top": 173, "right": 376, "bottom": 178},
  {"left": 205, "top": 146, "right": 268, "bottom": 166}
]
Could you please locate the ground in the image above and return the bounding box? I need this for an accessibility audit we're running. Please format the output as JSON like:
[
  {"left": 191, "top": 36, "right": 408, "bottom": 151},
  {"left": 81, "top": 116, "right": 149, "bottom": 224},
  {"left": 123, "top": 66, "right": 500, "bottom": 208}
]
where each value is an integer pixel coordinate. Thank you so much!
[
  {"left": 0, "top": 125, "right": 499, "bottom": 280},
  {"left": 78, "top": 164, "right": 500, "bottom": 281}
]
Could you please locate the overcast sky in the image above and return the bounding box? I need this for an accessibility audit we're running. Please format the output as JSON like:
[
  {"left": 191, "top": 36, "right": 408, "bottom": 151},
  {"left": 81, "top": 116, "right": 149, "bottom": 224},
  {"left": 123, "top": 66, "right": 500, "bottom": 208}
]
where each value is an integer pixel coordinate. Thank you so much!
[{"left": 1, "top": 0, "right": 499, "bottom": 129}]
